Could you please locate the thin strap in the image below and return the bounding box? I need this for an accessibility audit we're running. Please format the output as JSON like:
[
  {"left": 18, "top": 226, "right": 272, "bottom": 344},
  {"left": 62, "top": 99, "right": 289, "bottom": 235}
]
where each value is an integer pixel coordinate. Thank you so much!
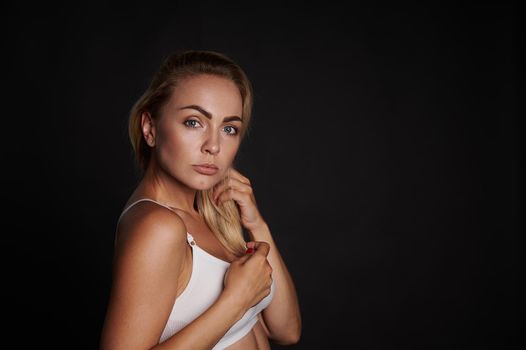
[
  {"left": 117, "top": 198, "right": 176, "bottom": 223},
  {"left": 115, "top": 198, "right": 193, "bottom": 246},
  {"left": 187, "top": 232, "right": 196, "bottom": 246}
]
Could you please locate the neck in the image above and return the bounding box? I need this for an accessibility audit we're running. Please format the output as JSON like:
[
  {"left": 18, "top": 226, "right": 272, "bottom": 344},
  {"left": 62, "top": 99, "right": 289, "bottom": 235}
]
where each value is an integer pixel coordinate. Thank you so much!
[{"left": 136, "top": 163, "right": 199, "bottom": 214}]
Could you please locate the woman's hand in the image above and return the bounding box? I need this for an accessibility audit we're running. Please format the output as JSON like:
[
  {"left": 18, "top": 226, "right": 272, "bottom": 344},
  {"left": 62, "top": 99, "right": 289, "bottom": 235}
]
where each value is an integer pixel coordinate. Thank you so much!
[
  {"left": 223, "top": 241, "right": 273, "bottom": 310},
  {"left": 212, "top": 167, "right": 265, "bottom": 232}
]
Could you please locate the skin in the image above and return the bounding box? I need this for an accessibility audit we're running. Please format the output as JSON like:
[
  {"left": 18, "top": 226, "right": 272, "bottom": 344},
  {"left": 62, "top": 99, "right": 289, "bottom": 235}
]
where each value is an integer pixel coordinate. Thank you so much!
[{"left": 100, "top": 74, "right": 301, "bottom": 350}]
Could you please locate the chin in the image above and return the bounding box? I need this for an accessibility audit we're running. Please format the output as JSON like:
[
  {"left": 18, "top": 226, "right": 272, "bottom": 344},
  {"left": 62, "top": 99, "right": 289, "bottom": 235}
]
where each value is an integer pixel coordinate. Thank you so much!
[{"left": 192, "top": 176, "right": 219, "bottom": 191}]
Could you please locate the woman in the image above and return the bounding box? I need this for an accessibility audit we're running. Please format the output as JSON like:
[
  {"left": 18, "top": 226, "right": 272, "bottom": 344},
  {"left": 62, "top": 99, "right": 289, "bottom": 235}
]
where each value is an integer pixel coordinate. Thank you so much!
[{"left": 100, "top": 50, "right": 301, "bottom": 349}]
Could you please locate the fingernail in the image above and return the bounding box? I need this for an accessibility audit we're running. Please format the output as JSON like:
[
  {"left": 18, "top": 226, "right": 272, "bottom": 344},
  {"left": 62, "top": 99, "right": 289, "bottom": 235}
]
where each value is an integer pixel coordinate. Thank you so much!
[{"left": 245, "top": 248, "right": 254, "bottom": 254}]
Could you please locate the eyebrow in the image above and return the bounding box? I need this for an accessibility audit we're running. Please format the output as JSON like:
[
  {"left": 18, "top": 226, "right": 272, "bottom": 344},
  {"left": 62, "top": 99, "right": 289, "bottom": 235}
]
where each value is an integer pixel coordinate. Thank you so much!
[{"left": 178, "top": 104, "right": 243, "bottom": 123}]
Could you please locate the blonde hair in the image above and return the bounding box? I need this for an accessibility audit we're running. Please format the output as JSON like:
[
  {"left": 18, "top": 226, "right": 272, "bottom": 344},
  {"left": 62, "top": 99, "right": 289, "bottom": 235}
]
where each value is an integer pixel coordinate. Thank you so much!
[{"left": 128, "top": 50, "right": 253, "bottom": 257}]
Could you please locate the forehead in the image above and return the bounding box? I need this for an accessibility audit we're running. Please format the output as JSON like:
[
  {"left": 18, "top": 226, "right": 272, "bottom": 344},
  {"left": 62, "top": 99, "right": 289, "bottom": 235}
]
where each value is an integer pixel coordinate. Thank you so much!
[{"left": 168, "top": 74, "right": 243, "bottom": 116}]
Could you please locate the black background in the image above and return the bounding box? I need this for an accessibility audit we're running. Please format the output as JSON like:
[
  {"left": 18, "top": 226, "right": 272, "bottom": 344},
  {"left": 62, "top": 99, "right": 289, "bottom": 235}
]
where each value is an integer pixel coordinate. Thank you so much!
[{"left": 3, "top": 1, "right": 523, "bottom": 349}]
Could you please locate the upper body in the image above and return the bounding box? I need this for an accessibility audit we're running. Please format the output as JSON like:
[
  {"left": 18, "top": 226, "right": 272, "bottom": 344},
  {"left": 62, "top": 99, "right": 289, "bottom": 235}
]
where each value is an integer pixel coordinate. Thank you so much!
[
  {"left": 99, "top": 50, "right": 301, "bottom": 350},
  {"left": 116, "top": 198, "right": 276, "bottom": 349}
]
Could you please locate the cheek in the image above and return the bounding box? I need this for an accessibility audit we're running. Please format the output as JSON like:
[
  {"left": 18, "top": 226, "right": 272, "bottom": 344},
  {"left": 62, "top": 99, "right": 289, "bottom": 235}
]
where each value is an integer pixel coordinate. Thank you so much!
[
  {"left": 158, "top": 129, "right": 198, "bottom": 160},
  {"left": 222, "top": 140, "right": 239, "bottom": 162},
  {"left": 221, "top": 141, "right": 240, "bottom": 166},
  {"left": 156, "top": 133, "right": 191, "bottom": 171}
]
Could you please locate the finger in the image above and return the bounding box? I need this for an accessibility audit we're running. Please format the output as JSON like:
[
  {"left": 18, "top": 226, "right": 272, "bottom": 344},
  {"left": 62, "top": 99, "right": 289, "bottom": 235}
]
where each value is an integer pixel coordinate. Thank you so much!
[
  {"left": 213, "top": 179, "right": 252, "bottom": 199},
  {"left": 216, "top": 184, "right": 253, "bottom": 205},
  {"left": 252, "top": 241, "right": 270, "bottom": 257},
  {"left": 236, "top": 253, "right": 252, "bottom": 264},
  {"left": 226, "top": 167, "right": 251, "bottom": 185},
  {"left": 244, "top": 241, "right": 256, "bottom": 254},
  {"left": 213, "top": 177, "right": 252, "bottom": 202}
]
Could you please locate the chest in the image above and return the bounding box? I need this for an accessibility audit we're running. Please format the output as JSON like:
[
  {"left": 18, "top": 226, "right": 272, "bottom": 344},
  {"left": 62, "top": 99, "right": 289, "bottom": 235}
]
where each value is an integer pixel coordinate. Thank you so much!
[{"left": 174, "top": 209, "right": 237, "bottom": 263}]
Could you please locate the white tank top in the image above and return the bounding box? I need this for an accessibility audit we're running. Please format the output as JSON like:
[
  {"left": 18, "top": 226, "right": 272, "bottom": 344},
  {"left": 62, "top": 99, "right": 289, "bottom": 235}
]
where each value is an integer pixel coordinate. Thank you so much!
[{"left": 117, "top": 198, "right": 276, "bottom": 349}]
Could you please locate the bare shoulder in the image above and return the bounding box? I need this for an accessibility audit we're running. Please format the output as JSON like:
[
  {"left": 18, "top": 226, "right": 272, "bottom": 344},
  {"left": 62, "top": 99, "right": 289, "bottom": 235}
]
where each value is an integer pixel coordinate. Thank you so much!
[
  {"left": 101, "top": 203, "right": 189, "bottom": 349},
  {"left": 114, "top": 201, "right": 188, "bottom": 259}
]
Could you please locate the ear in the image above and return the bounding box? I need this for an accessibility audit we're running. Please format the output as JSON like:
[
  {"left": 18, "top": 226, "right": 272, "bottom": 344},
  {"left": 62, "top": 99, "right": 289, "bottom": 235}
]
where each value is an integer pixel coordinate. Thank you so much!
[{"left": 140, "top": 111, "right": 156, "bottom": 147}]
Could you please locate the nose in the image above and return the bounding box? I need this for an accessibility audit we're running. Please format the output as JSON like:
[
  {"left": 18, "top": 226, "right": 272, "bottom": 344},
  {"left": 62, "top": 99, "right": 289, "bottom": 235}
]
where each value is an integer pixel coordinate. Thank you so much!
[{"left": 202, "top": 129, "right": 220, "bottom": 155}]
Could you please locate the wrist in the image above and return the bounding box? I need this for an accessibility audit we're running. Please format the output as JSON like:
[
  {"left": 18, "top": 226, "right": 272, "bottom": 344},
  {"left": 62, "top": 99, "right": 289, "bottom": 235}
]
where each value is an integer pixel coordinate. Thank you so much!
[
  {"left": 219, "top": 289, "right": 248, "bottom": 322},
  {"left": 248, "top": 221, "right": 271, "bottom": 240}
]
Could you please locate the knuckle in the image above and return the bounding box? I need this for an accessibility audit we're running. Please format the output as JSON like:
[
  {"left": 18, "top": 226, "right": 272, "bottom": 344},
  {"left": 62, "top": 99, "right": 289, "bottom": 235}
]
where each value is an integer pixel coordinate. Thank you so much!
[
  {"left": 254, "top": 254, "right": 265, "bottom": 261},
  {"left": 257, "top": 256, "right": 268, "bottom": 265}
]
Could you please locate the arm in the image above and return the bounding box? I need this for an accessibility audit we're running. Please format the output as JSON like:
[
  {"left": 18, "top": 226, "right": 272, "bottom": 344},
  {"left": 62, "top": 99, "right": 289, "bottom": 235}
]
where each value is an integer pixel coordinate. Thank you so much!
[
  {"left": 100, "top": 207, "right": 247, "bottom": 350},
  {"left": 249, "top": 222, "right": 302, "bottom": 345},
  {"left": 211, "top": 167, "right": 302, "bottom": 344}
]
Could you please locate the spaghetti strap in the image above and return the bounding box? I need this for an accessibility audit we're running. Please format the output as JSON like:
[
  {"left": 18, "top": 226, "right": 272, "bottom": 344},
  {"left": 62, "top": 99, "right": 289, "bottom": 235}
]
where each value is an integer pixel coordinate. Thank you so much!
[
  {"left": 186, "top": 232, "right": 196, "bottom": 246},
  {"left": 114, "top": 198, "right": 183, "bottom": 246},
  {"left": 117, "top": 198, "right": 176, "bottom": 223}
]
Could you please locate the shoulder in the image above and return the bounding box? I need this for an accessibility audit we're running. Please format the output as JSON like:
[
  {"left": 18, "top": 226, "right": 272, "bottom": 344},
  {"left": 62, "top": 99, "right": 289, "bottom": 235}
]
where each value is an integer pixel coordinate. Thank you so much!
[
  {"left": 102, "top": 202, "right": 189, "bottom": 348},
  {"left": 114, "top": 201, "right": 188, "bottom": 261}
]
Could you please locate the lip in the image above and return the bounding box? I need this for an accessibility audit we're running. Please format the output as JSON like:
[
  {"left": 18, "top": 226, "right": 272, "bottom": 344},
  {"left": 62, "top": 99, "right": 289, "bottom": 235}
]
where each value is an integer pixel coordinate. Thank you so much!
[{"left": 193, "top": 164, "right": 219, "bottom": 175}]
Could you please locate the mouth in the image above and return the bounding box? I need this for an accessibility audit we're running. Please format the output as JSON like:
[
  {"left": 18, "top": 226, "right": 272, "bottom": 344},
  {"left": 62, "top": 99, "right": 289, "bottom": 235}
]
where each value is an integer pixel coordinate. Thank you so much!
[{"left": 192, "top": 164, "right": 219, "bottom": 175}]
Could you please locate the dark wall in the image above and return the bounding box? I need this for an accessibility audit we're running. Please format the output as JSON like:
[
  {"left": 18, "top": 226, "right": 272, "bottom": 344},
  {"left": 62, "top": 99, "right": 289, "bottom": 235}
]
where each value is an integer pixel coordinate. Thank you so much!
[{"left": 3, "top": 1, "right": 522, "bottom": 349}]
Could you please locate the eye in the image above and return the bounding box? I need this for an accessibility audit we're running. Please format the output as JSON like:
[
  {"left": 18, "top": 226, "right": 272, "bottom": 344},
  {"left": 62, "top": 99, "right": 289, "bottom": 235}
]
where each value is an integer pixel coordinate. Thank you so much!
[
  {"left": 224, "top": 125, "right": 239, "bottom": 136},
  {"left": 184, "top": 119, "right": 202, "bottom": 128}
]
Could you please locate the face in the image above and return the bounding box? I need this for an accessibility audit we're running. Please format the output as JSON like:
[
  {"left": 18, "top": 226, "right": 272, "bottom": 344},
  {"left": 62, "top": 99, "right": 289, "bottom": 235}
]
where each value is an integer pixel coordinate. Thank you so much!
[{"left": 146, "top": 74, "right": 243, "bottom": 190}]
